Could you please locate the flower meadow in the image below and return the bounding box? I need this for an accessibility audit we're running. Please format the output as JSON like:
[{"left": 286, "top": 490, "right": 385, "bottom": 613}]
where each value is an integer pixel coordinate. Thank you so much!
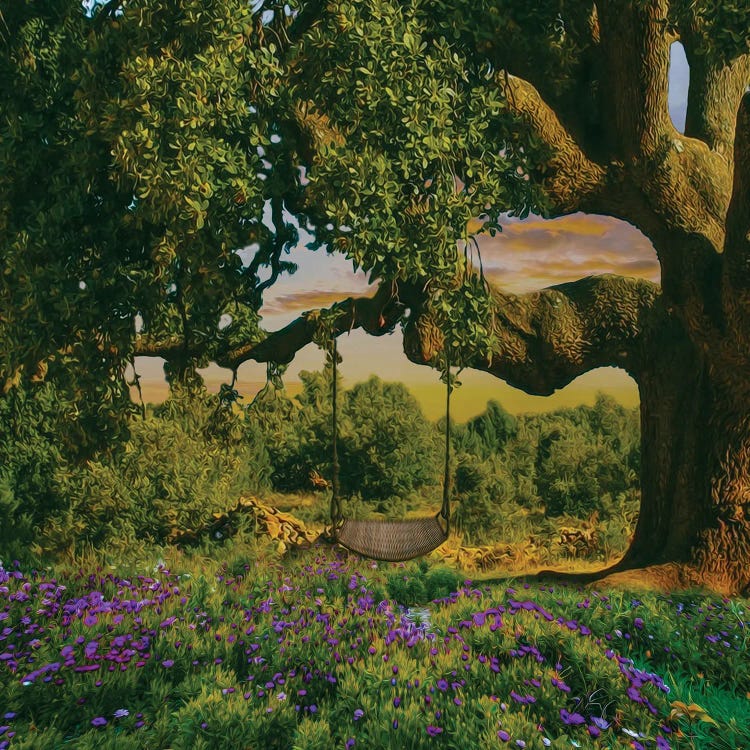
[{"left": 1, "top": 547, "right": 749, "bottom": 749}]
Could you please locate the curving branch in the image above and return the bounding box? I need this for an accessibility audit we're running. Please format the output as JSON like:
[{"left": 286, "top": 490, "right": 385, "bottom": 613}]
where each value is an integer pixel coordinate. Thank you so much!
[
  {"left": 401, "top": 274, "right": 661, "bottom": 395},
  {"left": 683, "top": 50, "right": 750, "bottom": 161},
  {"left": 677, "top": 0, "right": 750, "bottom": 160},
  {"left": 136, "top": 272, "right": 661, "bottom": 398},
  {"left": 501, "top": 74, "right": 608, "bottom": 215}
]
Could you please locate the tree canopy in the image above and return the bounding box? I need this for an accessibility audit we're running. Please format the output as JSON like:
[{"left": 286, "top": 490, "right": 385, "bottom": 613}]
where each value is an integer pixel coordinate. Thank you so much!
[{"left": 1, "top": 0, "right": 541, "bottom": 448}]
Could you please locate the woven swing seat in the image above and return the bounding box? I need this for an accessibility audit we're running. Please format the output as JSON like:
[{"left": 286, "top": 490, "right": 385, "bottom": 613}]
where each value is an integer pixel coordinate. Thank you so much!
[
  {"left": 336, "top": 515, "right": 448, "bottom": 562},
  {"left": 326, "top": 335, "right": 453, "bottom": 562}
]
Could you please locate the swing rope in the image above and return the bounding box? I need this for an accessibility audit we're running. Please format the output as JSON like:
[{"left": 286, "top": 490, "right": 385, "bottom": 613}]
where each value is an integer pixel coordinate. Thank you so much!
[{"left": 329, "top": 336, "right": 452, "bottom": 561}]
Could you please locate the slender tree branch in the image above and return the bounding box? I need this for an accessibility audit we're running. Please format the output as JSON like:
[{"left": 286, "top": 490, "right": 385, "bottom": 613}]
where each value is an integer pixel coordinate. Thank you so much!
[
  {"left": 216, "top": 282, "right": 404, "bottom": 369},
  {"left": 133, "top": 335, "right": 185, "bottom": 359}
]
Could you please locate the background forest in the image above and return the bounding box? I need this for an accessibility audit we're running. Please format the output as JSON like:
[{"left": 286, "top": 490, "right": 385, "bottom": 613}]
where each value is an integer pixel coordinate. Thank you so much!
[{"left": 0, "top": 373, "right": 640, "bottom": 569}]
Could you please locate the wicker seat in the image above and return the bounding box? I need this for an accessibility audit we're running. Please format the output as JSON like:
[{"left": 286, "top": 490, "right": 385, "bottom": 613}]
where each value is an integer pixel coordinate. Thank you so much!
[
  {"left": 327, "top": 336, "right": 453, "bottom": 561},
  {"left": 337, "top": 515, "right": 448, "bottom": 562}
]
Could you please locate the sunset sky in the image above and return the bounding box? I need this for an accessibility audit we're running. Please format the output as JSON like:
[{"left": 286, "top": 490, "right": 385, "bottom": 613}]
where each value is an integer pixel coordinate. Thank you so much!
[{"left": 135, "top": 44, "right": 690, "bottom": 421}]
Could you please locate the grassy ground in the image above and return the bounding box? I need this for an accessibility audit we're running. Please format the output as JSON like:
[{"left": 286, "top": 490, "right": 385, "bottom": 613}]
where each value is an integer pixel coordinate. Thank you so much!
[{"left": 1, "top": 542, "right": 748, "bottom": 749}]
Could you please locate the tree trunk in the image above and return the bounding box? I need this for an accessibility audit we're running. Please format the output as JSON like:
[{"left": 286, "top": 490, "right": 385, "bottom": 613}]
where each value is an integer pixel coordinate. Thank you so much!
[
  {"left": 582, "top": 312, "right": 750, "bottom": 596},
  {"left": 622, "top": 317, "right": 709, "bottom": 570}
]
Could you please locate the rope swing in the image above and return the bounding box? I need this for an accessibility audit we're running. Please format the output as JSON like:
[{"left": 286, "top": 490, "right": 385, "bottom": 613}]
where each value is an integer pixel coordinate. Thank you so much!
[{"left": 329, "top": 336, "right": 452, "bottom": 561}]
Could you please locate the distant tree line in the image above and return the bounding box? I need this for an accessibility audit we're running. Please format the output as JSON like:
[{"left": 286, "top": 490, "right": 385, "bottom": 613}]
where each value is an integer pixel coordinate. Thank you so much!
[{"left": 0, "top": 369, "right": 640, "bottom": 558}]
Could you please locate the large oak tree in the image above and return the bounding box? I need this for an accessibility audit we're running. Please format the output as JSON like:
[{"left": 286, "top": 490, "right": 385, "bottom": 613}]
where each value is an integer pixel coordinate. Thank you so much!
[{"left": 2, "top": 1, "right": 749, "bottom": 593}]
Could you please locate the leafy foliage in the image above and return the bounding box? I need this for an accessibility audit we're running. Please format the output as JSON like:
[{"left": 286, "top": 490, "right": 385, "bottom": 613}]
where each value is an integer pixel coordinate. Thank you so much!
[
  {"left": 0, "top": 383, "right": 69, "bottom": 556},
  {"left": 0, "top": 0, "right": 300, "bottom": 444},
  {"left": 254, "top": 371, "right": 441, "bottom": 511},
  {"left": 39, "top": 390, "right": 272, "bottom": 554}
]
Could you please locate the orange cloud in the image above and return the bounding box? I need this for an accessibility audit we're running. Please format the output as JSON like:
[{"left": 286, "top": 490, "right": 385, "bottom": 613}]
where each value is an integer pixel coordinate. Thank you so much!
[
  {"left": 261, "top": 288, "right": 371, "bottom": 316},
  {"left": 475, "top": 213, "right": 660, "bottom": 293}
]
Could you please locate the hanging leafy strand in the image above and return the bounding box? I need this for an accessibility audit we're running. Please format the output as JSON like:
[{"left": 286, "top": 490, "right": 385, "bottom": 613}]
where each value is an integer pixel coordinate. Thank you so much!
[{"left": 293, "top": 0, "right": 543, "bottom": 369}]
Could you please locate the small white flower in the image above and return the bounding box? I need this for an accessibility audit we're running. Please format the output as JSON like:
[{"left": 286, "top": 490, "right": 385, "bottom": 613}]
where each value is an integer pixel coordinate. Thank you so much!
[
  {"left": 114, "top": 708, "right": 129, "bottom": 719},
  {"left": 622, "top": 728, "right": 640, "bottom": 738}
]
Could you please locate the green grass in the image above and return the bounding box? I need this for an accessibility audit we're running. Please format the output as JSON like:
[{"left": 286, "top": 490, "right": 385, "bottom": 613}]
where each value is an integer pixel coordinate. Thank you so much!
[{"left": 0, "top": 543, "right": 748, "bottom": 749}]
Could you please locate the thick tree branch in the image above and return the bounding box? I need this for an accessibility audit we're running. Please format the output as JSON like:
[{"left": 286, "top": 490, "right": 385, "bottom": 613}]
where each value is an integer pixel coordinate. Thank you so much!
[
  {"left": 402, "top": 274, "right": 661, "bottom": 395},
  {"left": 683, "top": 49, "right": 750, "bottom": 161},
  {"left": 597, "top": 0, "right": 672, "bottom": 158},
  {"left": 502, "top": 73, "right": 608, "bottom": 215},
  {"left": 136, "top": 270, "right": 662, "bottom": 404}
]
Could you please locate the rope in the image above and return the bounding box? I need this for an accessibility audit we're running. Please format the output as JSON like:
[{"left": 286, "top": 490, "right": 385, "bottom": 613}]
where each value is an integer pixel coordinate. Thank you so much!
[
  {"left": 440, "top": 347, "right": 451, "bottom": 528},
  {"left": 330, "top": 336, "right": 342, "bottom": 528}
]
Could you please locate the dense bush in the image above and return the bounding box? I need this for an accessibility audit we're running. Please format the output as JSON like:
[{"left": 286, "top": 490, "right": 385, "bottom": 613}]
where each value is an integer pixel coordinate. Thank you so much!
[
  {"left": 255, "top": 371, "right": 441, "bottom": 511},
  {"left": 449, "top": 393, "right": 640, "bottom": 547},
  {"left": 40, "top": 391, "right": 272, "bottom": 554},
  {"left": 0, "top": 383, "right": 69, "bottom": 556}
]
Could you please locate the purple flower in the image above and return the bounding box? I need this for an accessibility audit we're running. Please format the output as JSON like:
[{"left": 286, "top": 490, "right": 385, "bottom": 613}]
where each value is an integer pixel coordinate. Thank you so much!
[
  {"left": 91, "top": 717, "right": 107, "bottom": 727},
  {"left": 497, "top": 729, "right": 511, "bottom": 741},
  {"left": 453, "top": 697, "right": 462, "bottom": 706},
  {"left": 437, "top": 679, "right": 448, "bottom": 691},
  {"left": 393, "top": 697, "right": 401, "bottom": 707},
  {"left": 560, "top": 709, "right": 586, "bottom": 725},
  {"left": 426, "top": 725, "right": 443, "bottom": 737},
  {"left": 161, "top": 659, "right": 174, "bottom": 668},
  {"left": 113, "top": 709, "right": 129, "bottom": 719},
  {"left": 2, "top": 715, "right": 15, "bottom": 721},
  {"left": 591, "top": 716, "right": 610, "bottom": 730},
  {"left": 353, "top": 709, "right": 364, "bottom": 721},
  {"left": 627, "top": 686, "right": 642, "bottom": 702},
  {"left": 346, "top": 740, "right": 355, "bottom": 750},
  {"left": 551, "top": 678, "right": 571, "bottom": 693},
  {"left": 656, "top": 737, "right": 671, "bottom": 750}
]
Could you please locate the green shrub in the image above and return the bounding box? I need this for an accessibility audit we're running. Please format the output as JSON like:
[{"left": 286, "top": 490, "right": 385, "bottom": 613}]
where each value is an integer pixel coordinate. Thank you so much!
[{"left": 41, "top": 392, "right": 272, "bottom": 553}]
